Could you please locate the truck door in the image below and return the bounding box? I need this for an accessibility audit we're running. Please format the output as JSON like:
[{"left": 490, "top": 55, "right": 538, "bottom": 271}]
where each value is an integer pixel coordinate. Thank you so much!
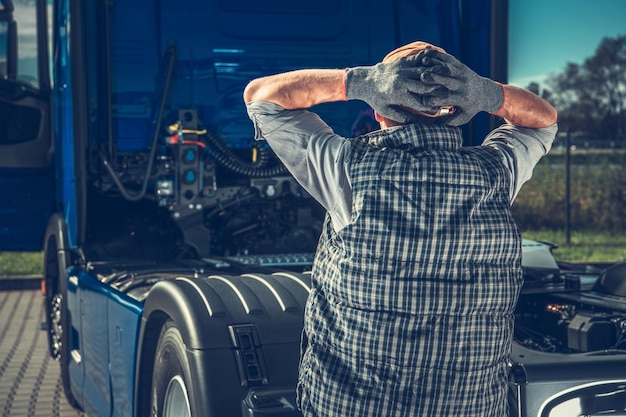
[{"left": 0, "top": 0, "right": 53, "bottom": 251}]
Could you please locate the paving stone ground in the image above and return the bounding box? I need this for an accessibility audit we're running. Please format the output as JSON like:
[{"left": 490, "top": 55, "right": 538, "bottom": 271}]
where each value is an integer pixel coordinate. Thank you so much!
[{"left": 0, "top": 288, "right": 86, "bottom": 417}]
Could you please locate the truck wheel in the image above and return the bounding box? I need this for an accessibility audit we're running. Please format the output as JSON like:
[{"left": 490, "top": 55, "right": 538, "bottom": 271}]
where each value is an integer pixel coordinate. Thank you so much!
[
  {"left": 151, "top": 320, "right": 194, "bottom": 417},
  {"left": 50, "top": 291, "right": 80, "bottom": 409},
  {"left": 44, "top": 233, "right": 81, "bottom": 410},
  {"left": 44, "top": 239, "right": 62, "bottom": 360}
]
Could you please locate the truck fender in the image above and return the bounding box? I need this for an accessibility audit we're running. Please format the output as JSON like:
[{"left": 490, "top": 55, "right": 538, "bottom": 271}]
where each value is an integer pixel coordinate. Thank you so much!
[
  {"left": 134, "top": 271, "right": 311, "bottom": 416},
  {"left": 43, "top": 213, "right": 71, "bottom": 297}
]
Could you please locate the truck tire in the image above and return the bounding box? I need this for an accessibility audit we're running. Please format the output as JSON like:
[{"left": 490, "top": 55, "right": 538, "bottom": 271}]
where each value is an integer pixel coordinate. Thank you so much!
[
  {"left": 43, "top": 228, "right": 81, "bottom": 410},
  {"left": 151, "top": 320, "right": 194, "bottom": 417}
]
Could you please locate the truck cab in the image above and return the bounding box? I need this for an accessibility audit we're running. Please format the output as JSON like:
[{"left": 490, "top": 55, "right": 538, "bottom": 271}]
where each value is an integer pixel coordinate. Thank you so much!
[{"left": 0, "top": 1, "right": 508, "bottom": 416}]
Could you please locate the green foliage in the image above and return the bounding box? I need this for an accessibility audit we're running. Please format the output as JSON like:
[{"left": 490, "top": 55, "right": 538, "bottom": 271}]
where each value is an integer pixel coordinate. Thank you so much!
[
  {"left": 0, "top": 251, "right": 43, "bottom": 277},
  {"left": 521, "top": 229, "right": 626, "bottom": 263},
  {"left": 513, "top": 148, "right": 626, "bottom": 261},
  {"left": 545, "top": 35, "right": 626, "bottom": 141}
]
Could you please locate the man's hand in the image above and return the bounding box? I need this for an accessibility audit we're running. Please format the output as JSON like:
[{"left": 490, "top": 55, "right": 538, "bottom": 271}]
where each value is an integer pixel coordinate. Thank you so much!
[
  {"left": 345, "top": 54, "right": 450, "bottom": 123},
  {"left": 418, "top": 49, "right": 504, "bottom": 126}
]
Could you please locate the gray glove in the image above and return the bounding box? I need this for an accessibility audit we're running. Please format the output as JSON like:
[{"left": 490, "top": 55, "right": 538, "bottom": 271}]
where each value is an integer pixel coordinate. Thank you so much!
[
  {"left": 418, "top": 49, "right": 504, "bottom": 126},
  {"left": 345, "top": 54, "right": 450, "bottom": 124}
]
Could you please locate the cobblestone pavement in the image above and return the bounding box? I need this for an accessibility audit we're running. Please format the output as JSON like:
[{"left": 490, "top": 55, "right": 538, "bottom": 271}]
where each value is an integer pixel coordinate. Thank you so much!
[{"left": 0, "top": 288, "right": 86, "bottom": 417}]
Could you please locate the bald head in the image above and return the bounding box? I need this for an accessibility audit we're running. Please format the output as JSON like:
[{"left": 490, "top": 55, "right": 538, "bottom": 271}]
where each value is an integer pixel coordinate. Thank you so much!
[{"left": 382, "top": 41, "right": 446, "bottom": 63}]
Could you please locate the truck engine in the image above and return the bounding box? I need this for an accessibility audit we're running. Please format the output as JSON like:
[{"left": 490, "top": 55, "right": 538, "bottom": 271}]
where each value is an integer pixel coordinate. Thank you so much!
[
  {"left": 75, "top": 1, "right": 374, "bottom": 268},
  {"left": 510, "top": 244, "right": 626, "bottom": 417},
  {"left": 84, "top": 106, "right": 327, "bottom": 267},
  {"left": 514, "top": 254, "right": 626, "bottom": 354}
]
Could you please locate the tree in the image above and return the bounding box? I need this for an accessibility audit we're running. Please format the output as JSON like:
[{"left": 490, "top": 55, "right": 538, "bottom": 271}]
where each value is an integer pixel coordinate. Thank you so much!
[{"left": 546, "top": 35, "right": 626, "bottom": 141}]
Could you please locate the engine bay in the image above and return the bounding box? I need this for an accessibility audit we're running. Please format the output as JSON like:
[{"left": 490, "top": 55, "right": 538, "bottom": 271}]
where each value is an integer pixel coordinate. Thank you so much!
[
  {"left": 515, "top": 242, "right": 626, "bottom": 354},
  {"left": 510, "top": 243, "right": 626, "bottom": 416},
  {"left": 84, "top": 107, "right": 327, "bottom": 264}
]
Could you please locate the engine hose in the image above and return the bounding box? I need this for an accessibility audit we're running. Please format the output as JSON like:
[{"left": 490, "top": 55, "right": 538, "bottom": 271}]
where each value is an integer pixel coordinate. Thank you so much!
[
  {"left": 203, "top": 130, "right": 287, "bottom": 177},
  {"left": 207, "top": 145, "right": 286, "bottom": 178},
  {"left": 211, "top": 131, "right": 271, "bottom": 168},
  {"left": 204, "top": 128, "right": 271, "bottom": 168}
]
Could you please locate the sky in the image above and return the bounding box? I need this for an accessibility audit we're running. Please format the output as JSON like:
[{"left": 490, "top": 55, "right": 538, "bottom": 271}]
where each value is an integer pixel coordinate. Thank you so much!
[
  {"left": 508, "top": 0, "right": 626, "bottom": 87},
  {"left": 7, "top": 0, "right": 625, "bottom": 89}
]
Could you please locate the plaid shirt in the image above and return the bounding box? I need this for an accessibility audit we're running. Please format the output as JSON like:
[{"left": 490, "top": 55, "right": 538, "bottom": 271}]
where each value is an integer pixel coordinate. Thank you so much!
[{"left": 246, "top": 101, "right": 555, "bottom": 417}]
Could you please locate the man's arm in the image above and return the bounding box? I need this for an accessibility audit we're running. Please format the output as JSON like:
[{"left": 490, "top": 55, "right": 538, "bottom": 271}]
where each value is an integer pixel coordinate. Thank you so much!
[
  {"left": 244, "top": 55, "right": 450, "bottom": 122},
  {"left": 492, "top": 84, "right": 557, "bottom": 128},
  {"left": 243, "top": 69, "right": 345, "bottom": 109}
]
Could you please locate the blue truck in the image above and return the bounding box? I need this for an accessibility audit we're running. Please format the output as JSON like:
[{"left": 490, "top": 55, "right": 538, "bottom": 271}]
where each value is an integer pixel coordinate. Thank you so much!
[{"left": 1, "top": 0, "right": 625, "bottom": 416}]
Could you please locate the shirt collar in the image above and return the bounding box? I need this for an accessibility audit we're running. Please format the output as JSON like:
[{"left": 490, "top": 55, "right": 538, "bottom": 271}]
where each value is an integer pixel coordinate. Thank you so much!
[{"left": 363, "top": 123, "right": 463, "bottom": 152}]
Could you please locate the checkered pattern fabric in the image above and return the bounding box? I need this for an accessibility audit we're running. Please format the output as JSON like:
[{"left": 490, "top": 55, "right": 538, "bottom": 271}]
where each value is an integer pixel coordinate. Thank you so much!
[{"left": 298, "top": 124, "right": 522, "bottom": 417}]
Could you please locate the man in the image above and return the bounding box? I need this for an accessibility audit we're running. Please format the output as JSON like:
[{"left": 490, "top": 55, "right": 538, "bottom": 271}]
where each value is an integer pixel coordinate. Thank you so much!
[{"left": 243, "top": 41, "right": 557, "bottom": 417}]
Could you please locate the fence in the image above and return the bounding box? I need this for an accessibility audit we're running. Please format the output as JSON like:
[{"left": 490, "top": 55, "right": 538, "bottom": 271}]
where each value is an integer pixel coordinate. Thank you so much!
[{"left": 512, "top": 132, "right": 626, "bottom": 239}]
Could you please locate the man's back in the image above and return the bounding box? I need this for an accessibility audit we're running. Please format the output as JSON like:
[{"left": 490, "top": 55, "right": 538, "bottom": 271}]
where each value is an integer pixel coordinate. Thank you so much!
[{"left": 303, "top": 122, "right": 521, "bottom": 416}]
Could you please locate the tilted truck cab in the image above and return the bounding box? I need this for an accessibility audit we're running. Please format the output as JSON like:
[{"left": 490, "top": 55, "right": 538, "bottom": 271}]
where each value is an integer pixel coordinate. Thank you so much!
[{"left": 0, "top": 0, "right": 507, "bottom": 416}]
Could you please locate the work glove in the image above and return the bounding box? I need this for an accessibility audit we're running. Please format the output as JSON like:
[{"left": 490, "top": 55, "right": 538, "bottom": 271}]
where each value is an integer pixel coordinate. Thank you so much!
[
  {"left": 345, "top": 54, "right": 451, "bottom": 124},
  {"left": 418, "top": 49, "right": 505, "bottom": 126}
]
